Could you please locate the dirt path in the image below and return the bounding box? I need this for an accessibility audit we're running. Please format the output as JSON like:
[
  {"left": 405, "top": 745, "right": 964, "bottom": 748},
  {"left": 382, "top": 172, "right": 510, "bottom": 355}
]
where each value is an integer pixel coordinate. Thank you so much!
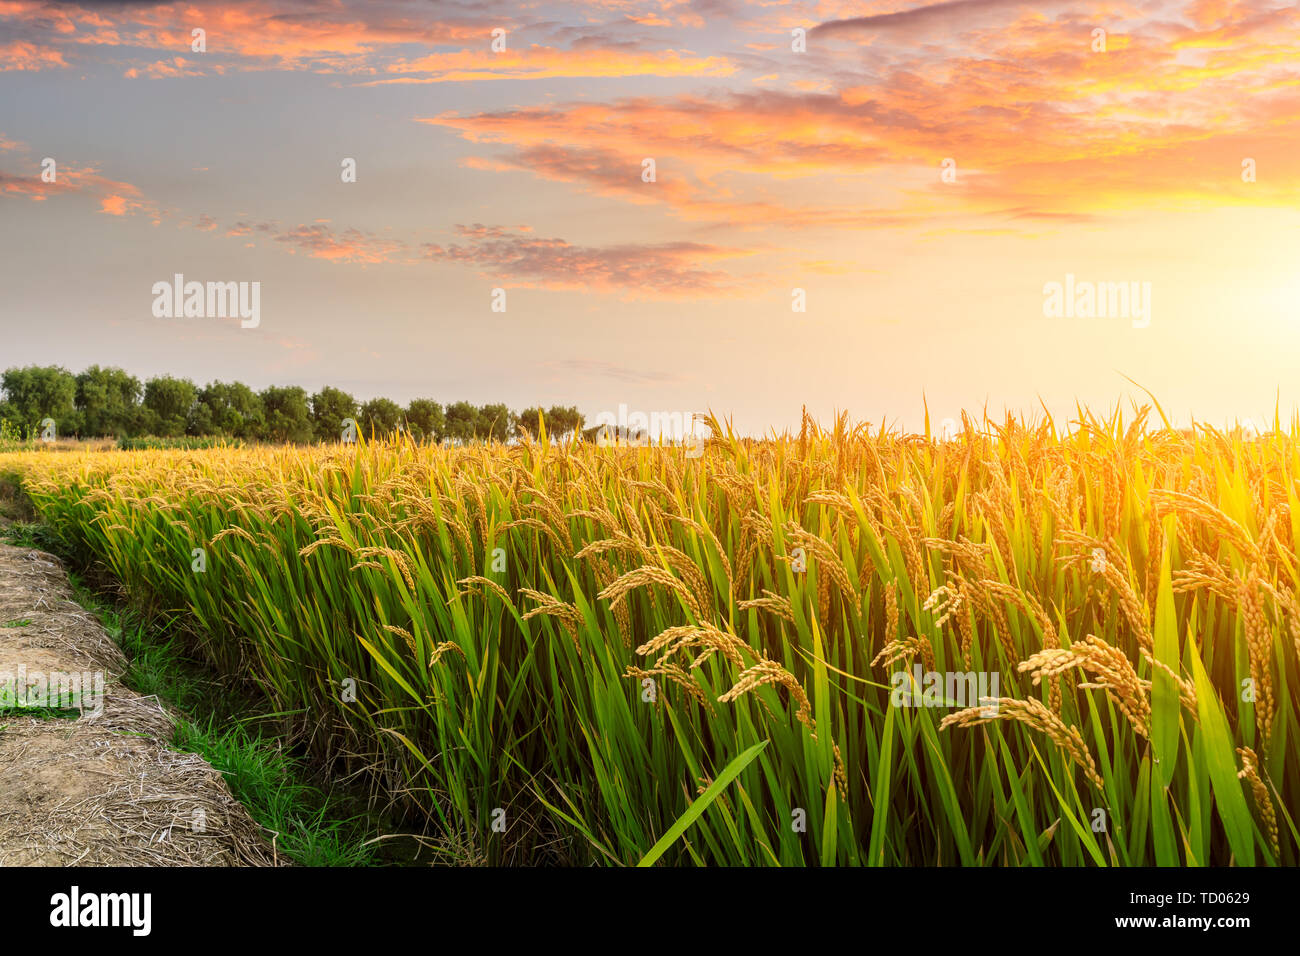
[{"left": 0, "top": 540, "right": 276, "bottom": 865}]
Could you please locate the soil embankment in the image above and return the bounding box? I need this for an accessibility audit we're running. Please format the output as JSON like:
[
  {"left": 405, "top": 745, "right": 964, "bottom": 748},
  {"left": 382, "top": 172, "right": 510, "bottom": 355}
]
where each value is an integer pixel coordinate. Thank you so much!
[{"left": 0, "top": 540, "right": 275, "bottom": 866}]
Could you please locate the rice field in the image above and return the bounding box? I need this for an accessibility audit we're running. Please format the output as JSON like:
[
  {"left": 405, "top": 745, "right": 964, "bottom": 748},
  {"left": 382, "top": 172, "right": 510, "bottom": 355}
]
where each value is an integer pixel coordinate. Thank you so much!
[{"left": 1, "top": 405, "right": 1296, "bottom": 866}]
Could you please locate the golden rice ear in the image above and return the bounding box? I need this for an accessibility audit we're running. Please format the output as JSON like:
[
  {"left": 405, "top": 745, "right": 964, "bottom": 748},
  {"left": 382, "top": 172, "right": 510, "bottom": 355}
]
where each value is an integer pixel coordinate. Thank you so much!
[
  {"left": 940, "top": 697, "right": 1105, "bottom": 791},
  {"left": 1237, "top": 747, "right": 1279, "bottom": 857}
]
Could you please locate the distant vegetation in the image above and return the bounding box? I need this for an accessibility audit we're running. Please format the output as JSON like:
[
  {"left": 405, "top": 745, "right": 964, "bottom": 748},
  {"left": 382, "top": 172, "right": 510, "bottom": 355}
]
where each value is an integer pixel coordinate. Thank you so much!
[
  {"left": 0, "top": 364, "right": 583, "bottom": 444},
  {"left": 115, "top": 435, "right": 246, "bottom": 451}
]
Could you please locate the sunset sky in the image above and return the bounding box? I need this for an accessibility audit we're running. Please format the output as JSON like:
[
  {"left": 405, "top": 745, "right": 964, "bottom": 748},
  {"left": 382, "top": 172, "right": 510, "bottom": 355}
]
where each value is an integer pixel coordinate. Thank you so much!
[{"left": 2, "top": 0, "right": 1297, "bottom": 434}]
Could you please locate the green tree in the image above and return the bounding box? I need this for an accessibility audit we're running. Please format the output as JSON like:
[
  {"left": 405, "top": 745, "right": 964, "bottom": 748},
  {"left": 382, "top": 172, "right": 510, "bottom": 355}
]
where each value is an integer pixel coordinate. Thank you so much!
[
  {"left": 311, "top": 386, "right": 358, "bottom": 443},
  {"left": 517, "top": 406, "right": 546, "bottom": 438},
  {"left": 260, "top": 385, "right": 313, "bottom": 443},
  {"left": 193, "top": 381, "right": 265, "bottom": 439},
  {"left": 359, "top": 397, "right": 403, "bottom": 438},
  {"left": 443, "top": 401, "right": 477, "bottom": 444},
  {"left": 142, "top": 376, "right": 197, "bottom": 437},
  {"left": 516, "top": 405, "right": 582, "bottom": 441},
  {"left": 546, "top": 405, "right": 583, "bottom": 441},
  {"left": 187, "top": 400, "right": 215, "bottom": 436},
  {"left": 75, "top": 366, "right": 142, "bottom": 438},
  {"left": 477, "top": 403, "right": 513, "bottom": 442},
  {"left": 1, "top": 366, "right": 78, "bottom": 436},
  {"left": 405, "top": 399, "right": 444, "bottom": 442}
]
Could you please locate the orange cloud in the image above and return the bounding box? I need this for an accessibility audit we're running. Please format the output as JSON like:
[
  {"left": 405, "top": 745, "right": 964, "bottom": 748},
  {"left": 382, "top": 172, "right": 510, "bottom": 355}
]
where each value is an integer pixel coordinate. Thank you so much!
[
  {"left": 416, "top": 3, "right": 1300, "bottom": 227},
  {"left": 365, "top": 45, "right": 735, "bottom": 84},
  {"left": 0, "top": 0, "right": 743, "bottom": 80},
  {"left": 0, "top": 0, "right": 509, "bottom": 73},
  {"left": 274, "top": 223, "right": 408, "bottom": 264},
  {"left": 174, "top": 213, "right": 752, "bottom": 296},
  {"left": 421, "top": 228, "right": 748, "bottom": 298},
  {"left": 0, "top": 150, "right": 159, "bottom": 220},
  {"left": 124, "top": 56, "right": 207, "bottom": 80},
  {"left": 0, "top": 39, "right": 66, "bottom": 70},
  {"left": 99, "top": 194, "right": 130, "bottom": 215}
]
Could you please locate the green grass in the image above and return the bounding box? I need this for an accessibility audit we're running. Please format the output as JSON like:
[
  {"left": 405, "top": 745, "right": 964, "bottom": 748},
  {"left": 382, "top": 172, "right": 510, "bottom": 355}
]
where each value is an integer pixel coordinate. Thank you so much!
[
  {"left": 172, "top": 717, "right": 378, "bottom": 866},
  {"left": 0, "top": 520, "right": 58, "bottom": 551},
  {"left": 0, "top": 705, "right": 83, "bottom": 720}
]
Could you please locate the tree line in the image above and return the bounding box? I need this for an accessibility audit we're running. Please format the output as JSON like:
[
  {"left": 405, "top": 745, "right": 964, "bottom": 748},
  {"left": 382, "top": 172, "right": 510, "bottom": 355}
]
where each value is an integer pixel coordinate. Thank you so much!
[{"left": 0, "top": 365, "right": 584, "bottom": 443}]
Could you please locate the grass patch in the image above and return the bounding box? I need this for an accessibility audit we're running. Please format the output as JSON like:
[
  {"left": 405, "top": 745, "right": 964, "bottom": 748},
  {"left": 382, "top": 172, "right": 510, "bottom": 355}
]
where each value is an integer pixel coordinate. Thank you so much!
[
  {"left": 0, "top": 520, "right": 58, "bottom": 551},
  {"left": 172, "top": 717, "right": 377, "bottom": 866},
  {"left": 0, "top": 705, "right": 82, "bottom": 721}
]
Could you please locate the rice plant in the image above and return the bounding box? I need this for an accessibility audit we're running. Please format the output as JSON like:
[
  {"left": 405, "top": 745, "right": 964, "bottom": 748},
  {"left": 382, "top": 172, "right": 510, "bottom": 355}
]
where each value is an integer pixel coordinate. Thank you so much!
[{"left": 2, "top": 403, "right": 1295, "bottom": 866}]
